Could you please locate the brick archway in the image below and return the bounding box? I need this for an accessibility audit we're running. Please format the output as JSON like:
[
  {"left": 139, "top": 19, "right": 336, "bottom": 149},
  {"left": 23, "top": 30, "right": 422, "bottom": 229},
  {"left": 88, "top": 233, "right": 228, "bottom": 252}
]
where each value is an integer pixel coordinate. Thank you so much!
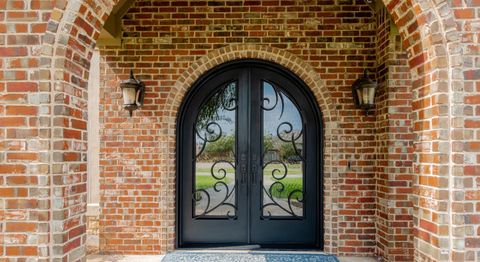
[
  {"left": 165, "top": 44, "right": 335, "bottom": 118},
  {"left": 383, "top": 0, "right": 464, "bottom": 260},
  {"left": 163, "top": 44, "right": 339, "bottom": 253},
  {"left": 0, "top": 0, "right": 470, "bottom": 260}
]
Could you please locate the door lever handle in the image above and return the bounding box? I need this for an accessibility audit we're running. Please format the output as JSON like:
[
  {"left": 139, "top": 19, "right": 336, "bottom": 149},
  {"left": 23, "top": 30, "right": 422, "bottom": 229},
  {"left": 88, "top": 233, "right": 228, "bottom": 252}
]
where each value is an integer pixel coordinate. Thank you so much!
[
  {"left": 240, "top": 153, "right": 247, "bottom": 184},
  {"left": 252, "top": 153, "right": 258, "bottom": 184}
]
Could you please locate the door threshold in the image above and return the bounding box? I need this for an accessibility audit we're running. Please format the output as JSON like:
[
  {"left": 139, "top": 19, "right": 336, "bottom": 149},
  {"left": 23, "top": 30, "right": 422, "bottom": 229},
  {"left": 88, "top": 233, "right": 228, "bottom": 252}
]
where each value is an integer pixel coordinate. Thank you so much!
[
  {"left": 174, "top": 247, "right": 326, "bottom": 254},
  {"left": 177, "top": 245, "right": 261, "bottom": 251}
]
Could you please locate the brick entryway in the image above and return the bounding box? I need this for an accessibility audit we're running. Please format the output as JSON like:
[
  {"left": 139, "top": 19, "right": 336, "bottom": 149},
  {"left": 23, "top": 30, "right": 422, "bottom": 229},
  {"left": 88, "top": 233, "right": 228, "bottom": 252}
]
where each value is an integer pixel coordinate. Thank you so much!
[{"left": 1, "top": 0, "right": 476, "bottom": 261}]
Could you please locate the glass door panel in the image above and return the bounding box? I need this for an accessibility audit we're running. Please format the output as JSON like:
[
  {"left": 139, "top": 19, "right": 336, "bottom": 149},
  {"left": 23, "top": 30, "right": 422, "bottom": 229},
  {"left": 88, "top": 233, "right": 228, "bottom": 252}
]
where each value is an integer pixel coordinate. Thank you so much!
[
  {"left": 261, "top": 81, "right": 305, "bottom": 218},
  {"left": 194, "top": 82, "right": 237, "bottom": 218}
]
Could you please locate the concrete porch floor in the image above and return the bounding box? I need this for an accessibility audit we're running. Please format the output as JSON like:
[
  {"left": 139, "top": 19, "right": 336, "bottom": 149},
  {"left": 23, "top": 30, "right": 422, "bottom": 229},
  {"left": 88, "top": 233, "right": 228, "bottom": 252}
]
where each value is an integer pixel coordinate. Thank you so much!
[{"left": 87, "top": 254, "right": 377, "bottom": 262}]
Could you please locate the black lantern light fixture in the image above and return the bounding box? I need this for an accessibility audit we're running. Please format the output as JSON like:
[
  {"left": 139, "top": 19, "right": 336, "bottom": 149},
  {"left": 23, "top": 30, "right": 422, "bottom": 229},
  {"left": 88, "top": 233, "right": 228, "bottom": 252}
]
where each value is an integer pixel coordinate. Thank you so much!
[
  {"left": 120, "top": 70, "right": 145, "bottom": 117},
  {"left": 352, "top": 69, "right": 377, "bottom": 115}
]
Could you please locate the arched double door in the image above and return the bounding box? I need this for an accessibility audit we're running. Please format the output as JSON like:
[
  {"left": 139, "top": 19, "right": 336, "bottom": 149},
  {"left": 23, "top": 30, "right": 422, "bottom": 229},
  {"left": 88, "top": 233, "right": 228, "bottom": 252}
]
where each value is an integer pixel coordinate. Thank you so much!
[{"left": 177, "top": 60, "right": 323, "bottom": 248}]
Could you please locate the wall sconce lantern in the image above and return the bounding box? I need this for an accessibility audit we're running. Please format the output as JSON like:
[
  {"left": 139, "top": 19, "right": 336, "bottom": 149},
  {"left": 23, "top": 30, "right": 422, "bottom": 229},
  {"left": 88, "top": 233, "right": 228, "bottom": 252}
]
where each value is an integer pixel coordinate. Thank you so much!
[
  {"left": 120, "top": 70, "right": 145, "bottom": 117},
  {"left": 352, "top": 69, "right": 377, "bottom": 115}
]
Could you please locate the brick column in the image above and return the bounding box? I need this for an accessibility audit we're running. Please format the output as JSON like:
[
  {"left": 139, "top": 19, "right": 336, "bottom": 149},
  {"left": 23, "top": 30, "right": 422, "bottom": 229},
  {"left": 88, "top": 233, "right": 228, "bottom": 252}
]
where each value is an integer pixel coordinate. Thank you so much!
[
  {"left": 0, "top": 0, "right": 114, "bottom": 260},
  {"left": 0, "top": 1, "right": 54, "bottom": 259},
  {"left": 449, "top": 1, "right": 480, "bottom": 261},
  {"left": 44, "top": 1, "right": 115, "bottom": 260},
  {"left": 375, "top": 7, "right": 414, "bottom": 261}
]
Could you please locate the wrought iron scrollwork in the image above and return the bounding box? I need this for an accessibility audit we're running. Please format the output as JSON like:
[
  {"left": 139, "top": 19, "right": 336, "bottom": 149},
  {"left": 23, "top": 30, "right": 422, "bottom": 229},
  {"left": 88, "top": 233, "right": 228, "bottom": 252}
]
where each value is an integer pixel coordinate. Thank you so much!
[
  {"left": 262, "top": 181, "right": 305, "bottom": 219},
  {"left": 262, "top": 81, "right": 285, "bottom": 118},
  {"left": 195, "top": 122, "right": 222, "bottom": 158},
  {"left": 193, "top": 82, "right": 238, "bottom": 218},
  {"left": 193, "top": 160, "right": 237, "bottom": 218},
  {"left": 261, "top": 160, "right": 305, "bottom": 219},
  {"left": 261, "top": 81, "right": 305, "bottom": 219},
  {"left": 277, "top": 122, "right": 305, "bottom": 162}
]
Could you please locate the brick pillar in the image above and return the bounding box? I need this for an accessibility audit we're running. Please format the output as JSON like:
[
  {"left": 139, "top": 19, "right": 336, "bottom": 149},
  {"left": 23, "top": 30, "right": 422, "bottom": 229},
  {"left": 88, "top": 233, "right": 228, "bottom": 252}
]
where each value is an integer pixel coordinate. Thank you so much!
[
  {"left": 375, "top": 7, "right": 414, "bottom": 261},
  {"left": 449, "top": 1, "right": 480, "bottom": 261},
  {"left": 45, "top": 1, "right": 115, "bottom": 260},
  {"left": 0, "top": 0, "right": 114, "bottom": 260},
  {"left": 0, "top": 1, "right": 54, "bottom": 259}
]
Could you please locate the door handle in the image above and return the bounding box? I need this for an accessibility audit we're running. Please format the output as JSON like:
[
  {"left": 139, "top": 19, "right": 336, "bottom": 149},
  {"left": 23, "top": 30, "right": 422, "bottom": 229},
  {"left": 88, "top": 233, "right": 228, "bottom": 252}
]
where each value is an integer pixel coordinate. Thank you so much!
[
  {"left": 252, "top": 153, "right": 258, "bottom": 184},
  {"left": 240, "top": 153, "right": 247, "bottom": 184}
]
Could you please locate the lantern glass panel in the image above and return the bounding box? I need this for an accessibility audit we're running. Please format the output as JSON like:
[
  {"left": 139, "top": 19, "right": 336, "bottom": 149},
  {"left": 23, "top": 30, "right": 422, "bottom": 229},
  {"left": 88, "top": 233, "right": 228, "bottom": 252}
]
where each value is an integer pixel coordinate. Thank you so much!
[
  {"left": 363, "top": 85, "right": 375, "bottom": 105},
  {"left": 123, "top": 87, "right": 137, "bottom": 105},
  {"left": 361, "top": 87, "right": 369, "bottom": 106},
  {"left": 356, "top": 88, "right": 363, "bottom": 105},
  {"left": 366, "top": 85, "right": 375, "bottom": 105}
]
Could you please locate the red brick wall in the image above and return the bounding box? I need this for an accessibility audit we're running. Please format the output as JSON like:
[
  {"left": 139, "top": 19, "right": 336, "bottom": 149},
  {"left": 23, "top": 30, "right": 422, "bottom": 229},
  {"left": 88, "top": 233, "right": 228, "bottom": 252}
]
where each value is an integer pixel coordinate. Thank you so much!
[
  {"left": 0, "top": 0, "right": 114, "bottom": 260},
  {"left": 0, "top": 1, "right": 54, "bottom": 260},
  {"left": 0, "top": 0, "right": 477, "bottom": 260},
  {"left": 44, "top": 1, "right": 114, "bottom": 260},
  {"left": 450, "top": 0, "right": 480, "bottom": 261},
  {"left": 375, "top": 6, "right": 414, "bottom": 261},
  {"left": 98, "top": 0, "right": 378, "bottom": 255},
  {"left": 385, "top": 0, "right": 479, "bottom": 260}
]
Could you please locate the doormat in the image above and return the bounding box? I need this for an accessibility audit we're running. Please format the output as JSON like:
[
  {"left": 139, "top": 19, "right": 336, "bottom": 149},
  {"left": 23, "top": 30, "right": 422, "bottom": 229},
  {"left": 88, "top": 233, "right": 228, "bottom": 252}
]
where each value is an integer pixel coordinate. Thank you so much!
[{"left": 161, "top": 251, "right": 339, "bottom": 262}]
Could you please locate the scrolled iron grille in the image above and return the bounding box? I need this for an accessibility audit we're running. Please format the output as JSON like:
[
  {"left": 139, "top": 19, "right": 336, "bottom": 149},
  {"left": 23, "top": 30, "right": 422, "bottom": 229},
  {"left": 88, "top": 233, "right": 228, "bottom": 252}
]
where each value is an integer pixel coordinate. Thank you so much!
[
  {"left": 192, "top": 160, "right": 237, "bottom": 218},
  {"left": 193, "top": 82, "right": 238, "bottom": 219},
  {"left": 261, "top": 81, "right": 305, "bottom": 219}
]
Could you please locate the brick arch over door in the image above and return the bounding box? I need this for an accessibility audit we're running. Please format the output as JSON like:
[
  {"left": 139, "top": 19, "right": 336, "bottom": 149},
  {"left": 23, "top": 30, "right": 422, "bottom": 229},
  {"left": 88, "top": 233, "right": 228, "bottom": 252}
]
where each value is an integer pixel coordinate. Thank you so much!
[
  {"left": 23, "top": 0, "right": 466, "bottom": 260},
  {"left": 163, "top": 44, "right": 340, "bottom": 253}
]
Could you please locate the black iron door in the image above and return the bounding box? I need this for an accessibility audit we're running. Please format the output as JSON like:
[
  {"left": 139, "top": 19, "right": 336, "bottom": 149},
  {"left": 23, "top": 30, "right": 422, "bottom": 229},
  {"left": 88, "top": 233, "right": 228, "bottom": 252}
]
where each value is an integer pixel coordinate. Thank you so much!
[{"left": 178, "top": 60, "right": 322, "bottom": 248}]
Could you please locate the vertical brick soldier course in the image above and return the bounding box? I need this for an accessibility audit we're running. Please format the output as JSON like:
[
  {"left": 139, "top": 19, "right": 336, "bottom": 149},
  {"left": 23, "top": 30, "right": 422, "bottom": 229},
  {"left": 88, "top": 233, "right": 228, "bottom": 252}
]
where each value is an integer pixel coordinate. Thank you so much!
[{"left": 0, "top": 0, "right": 477, "bottom": 261}]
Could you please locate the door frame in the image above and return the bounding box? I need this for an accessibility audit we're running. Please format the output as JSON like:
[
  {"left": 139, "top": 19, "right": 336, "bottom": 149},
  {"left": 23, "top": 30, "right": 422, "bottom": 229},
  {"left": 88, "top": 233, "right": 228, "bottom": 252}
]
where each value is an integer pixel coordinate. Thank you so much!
[{"left": 176, "top": 59, "right": 324, "bottom": 249}]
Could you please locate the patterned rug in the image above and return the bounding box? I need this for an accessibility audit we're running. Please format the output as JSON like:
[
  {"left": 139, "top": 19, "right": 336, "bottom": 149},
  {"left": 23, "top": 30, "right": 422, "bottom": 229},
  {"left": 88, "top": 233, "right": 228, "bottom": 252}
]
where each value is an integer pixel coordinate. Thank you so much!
[{"left": 161, "top": 251, "right": 339, "bottom": 262}]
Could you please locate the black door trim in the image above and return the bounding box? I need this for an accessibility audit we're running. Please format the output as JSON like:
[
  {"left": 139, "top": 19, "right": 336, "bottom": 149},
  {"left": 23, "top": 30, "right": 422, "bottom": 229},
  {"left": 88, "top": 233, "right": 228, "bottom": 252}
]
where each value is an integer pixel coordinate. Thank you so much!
[{"left": 176, "top": 59, "right": 324, "bottom": 249}]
